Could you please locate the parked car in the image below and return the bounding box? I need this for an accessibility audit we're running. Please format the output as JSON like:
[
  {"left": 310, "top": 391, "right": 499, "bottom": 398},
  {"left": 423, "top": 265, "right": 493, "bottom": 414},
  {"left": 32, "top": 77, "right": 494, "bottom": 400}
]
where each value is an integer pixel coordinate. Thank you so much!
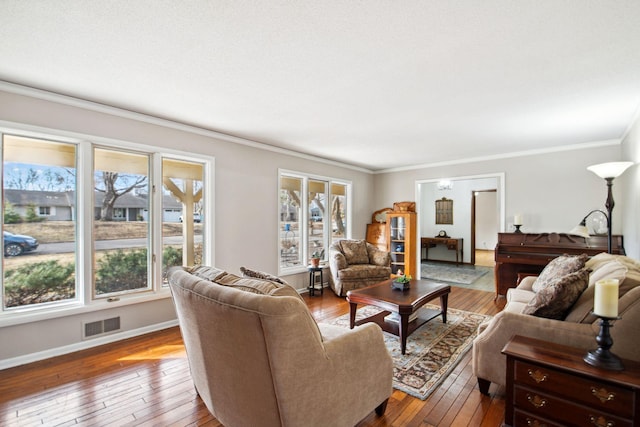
[
  {"left": 3, "top": 231, "right": 39, "bottom": 257},
  {"left": 179, "top": 213, "right": 202, "bottom": 223}
]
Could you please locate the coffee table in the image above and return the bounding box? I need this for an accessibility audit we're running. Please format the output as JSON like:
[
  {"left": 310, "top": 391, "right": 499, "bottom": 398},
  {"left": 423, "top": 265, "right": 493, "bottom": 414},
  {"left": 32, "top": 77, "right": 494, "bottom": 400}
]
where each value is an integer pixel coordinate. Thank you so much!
[{"left": 346, "top": 279, "right": 451, "bottom": 355}]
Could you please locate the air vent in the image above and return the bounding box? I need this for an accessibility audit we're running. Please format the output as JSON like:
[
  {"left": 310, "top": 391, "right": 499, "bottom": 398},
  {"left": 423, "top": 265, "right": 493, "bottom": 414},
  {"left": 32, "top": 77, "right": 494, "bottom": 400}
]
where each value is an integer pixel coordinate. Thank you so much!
[{"left": 83, "top": 316, "right": 121, "bottom": 339}]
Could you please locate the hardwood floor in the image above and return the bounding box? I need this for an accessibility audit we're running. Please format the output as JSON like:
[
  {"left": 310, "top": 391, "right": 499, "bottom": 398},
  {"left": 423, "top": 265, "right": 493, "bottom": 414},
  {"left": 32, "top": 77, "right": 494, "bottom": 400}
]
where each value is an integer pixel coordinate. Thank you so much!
[{"left": 0, "top": 287, "right": 506, "bottom": 427}]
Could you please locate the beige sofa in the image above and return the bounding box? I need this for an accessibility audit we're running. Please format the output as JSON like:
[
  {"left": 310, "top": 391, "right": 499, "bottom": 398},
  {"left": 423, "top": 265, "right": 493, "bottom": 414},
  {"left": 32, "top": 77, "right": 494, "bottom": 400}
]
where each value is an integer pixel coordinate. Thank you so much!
[
  {"left": 472, "top": 253, "right": 640, "bottom": 394},
  {"left": 328, "top": 239, "right": 392, "bottom": 296},
  {"left": 168, "top": 265, "right": 393, "bottom": 427}
]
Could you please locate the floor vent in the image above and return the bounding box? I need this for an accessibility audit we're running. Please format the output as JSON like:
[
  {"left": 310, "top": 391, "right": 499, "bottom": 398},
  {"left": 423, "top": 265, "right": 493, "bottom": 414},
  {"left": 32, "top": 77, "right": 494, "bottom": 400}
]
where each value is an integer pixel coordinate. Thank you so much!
[{"left": 83, "top": 317, "right": 121, "bottom": 339}]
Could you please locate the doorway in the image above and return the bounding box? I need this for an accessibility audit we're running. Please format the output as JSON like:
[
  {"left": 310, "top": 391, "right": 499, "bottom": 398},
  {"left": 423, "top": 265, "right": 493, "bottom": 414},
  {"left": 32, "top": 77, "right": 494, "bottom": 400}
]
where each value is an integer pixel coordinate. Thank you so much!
[{"left": 471, "top": 189, "right": 498, "bottom": 266}]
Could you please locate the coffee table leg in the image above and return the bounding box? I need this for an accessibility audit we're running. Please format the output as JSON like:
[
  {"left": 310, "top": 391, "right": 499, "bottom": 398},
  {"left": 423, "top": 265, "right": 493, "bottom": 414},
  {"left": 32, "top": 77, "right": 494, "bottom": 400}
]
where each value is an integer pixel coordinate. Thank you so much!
[
  {"left": 440, "top": 293, "right": 449, "bottom": 323},
  {"left": 400, "top": 313, "right": 409, "bottom": 355},
  {"left": 349, "top": 302, "right": 357, "bottom": 329}
]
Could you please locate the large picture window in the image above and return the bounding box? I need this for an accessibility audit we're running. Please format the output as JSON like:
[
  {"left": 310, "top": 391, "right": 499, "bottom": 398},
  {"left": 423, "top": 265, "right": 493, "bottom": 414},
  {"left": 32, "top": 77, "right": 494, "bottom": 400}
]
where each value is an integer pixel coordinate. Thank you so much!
[
  {"left": 1, "top": 130, "right": 211, "bottom": 315},
  {"left": 279, "top": 170, "right": 350, "bottom": 274}
]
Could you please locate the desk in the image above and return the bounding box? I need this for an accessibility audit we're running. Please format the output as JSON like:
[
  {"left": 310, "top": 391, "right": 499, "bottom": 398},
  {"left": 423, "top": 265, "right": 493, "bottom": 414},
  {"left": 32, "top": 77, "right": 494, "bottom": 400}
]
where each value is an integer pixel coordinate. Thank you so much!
[{"left": 421, "top": 237, "right": 463, "bottom": 265}]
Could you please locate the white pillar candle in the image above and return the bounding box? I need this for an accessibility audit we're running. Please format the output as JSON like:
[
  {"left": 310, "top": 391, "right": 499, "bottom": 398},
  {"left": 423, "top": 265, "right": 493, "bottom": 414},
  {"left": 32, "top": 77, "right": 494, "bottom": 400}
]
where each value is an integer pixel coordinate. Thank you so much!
[
  {"left": 594, "top": 279, "right": 620, "bottom": 318},
  {"left": 514, "top": 214, "right": 522, "bottom": 225}
]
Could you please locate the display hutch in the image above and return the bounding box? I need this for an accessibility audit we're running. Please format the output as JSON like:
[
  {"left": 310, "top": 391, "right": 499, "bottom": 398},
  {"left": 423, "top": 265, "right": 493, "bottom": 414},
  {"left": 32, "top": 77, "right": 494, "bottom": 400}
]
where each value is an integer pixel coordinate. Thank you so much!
[{"left": 386, "top": 202, "right": 417, "bottom": 277}]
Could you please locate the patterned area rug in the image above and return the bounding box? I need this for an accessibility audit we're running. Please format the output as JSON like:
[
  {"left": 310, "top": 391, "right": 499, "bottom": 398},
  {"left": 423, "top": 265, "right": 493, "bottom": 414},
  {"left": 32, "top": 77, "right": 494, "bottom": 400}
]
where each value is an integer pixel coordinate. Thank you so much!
[
  {"left": 421, "top": 262, "right": 489, "bottom": 285},
  {"left": 323, "top": 304, "right": 491, "bottom": 400}
]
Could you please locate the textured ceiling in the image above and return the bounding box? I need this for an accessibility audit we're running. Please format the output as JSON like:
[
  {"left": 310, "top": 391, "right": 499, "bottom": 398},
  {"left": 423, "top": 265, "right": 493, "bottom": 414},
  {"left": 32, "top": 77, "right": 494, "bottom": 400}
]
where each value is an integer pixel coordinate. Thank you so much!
[{"left": 1, "top": 1, "right": 640, "bottom": 171}]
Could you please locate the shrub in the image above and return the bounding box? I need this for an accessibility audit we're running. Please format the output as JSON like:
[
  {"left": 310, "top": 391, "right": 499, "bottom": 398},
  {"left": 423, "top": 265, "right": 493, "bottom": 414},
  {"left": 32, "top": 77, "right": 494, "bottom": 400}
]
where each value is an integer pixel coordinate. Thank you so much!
[
  {"left": 25, "top": 204, "right": 45, "bottom": 223},
  {"left": 4, "top": 260, "right": 75, "bottom": 307},
  {"left": 95, "top": 249, "right": 148, "bottom": 294},
  {"left": 3, "top": 202, "right": 22, "bottom": 224}
]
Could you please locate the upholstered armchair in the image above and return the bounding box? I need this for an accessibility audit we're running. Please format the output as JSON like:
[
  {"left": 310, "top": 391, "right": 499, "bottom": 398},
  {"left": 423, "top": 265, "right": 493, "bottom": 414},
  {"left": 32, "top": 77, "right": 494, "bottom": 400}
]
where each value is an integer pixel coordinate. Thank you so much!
[
  {"left": 168, "top": 266, "right": 393, "bottom": 427},
  {"left": 328, "top": 239, "right": 392, "bottom": 296}
]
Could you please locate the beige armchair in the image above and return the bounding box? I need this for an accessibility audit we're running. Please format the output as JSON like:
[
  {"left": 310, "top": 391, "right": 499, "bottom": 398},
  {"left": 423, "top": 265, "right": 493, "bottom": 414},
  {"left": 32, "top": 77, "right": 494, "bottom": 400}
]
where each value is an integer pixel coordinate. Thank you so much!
[
  {"left": 472, "top": 253, "right": 640, "bottom": 395},
  {"left": 328, "top": 239, "right": 392, "bottom": 296},
  {"left": 168, "top": 266, "right": 393, "bottom": 427}
]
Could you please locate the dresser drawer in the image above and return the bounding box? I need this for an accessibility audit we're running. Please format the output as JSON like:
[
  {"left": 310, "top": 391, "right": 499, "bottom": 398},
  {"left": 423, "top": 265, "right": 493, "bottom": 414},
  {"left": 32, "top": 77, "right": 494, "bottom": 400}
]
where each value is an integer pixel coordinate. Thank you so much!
[
  {"left": 514, "top": 359, "right": 634, "bottom": 416},
  {"left": 514, "top": 409, "right": 564, "bottom": 427},
  {"left": 514, "top": 386, "right": 633, "bottom": 427}
]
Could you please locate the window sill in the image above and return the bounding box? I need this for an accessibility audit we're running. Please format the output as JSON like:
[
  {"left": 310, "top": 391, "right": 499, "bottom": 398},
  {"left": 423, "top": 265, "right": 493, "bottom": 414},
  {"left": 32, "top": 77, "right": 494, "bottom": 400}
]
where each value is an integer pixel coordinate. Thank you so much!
[{"left": 0, "top": 290, "right": 172, "bottom": 328}]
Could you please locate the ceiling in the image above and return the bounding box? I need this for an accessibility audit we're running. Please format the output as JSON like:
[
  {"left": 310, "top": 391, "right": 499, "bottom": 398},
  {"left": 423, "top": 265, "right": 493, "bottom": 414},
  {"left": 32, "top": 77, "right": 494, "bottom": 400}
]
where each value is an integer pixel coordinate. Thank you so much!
[{"left": 1, "top": 1, "right": 640, "bottom": 172}]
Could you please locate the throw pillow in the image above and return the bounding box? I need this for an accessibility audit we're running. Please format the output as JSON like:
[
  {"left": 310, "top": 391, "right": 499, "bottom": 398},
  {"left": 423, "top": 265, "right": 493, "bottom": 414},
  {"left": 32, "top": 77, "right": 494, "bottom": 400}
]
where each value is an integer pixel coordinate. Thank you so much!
[
  {"left": 339, "top": 239, "right": 369, "bottom": 264},
  {"left": 523, "top": 268, "right": 589, "bottom": 319},
  {"left": 240, "top": 266, "right": 287, "bottom": 284},
  {"left": 532, "top": 253, "right": 589, "bottom": 293},
  {"left": 188, "top": 265, "right": 227, "bottom": 282}
]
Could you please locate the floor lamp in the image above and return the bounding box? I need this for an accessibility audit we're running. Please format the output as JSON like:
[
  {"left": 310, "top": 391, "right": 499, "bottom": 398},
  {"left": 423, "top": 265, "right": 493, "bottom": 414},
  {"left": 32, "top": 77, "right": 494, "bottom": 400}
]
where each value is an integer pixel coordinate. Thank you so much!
[{"left": 583, "top": 161, "right": 633, "bottom": 253}]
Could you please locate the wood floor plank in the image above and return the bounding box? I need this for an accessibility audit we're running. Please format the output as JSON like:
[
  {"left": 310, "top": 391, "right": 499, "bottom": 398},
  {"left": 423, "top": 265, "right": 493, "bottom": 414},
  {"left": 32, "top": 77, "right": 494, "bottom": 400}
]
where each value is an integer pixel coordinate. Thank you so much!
[{"left": 0, "top": 284, "right": 506, "bottom": 426}]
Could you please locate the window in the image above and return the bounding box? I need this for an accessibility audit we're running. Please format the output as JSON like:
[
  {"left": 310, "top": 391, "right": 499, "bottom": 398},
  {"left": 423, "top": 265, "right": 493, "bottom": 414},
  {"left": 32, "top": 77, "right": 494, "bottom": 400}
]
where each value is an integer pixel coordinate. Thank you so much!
[
  {"left": 1, "top": 130, "right": 211, "bottom": 315},
  {"left": 38, "top": 206, "right": 52, "bottom": 216},
  {"left": 93, "top": 148, "right": 150, "bottom": 297},
  {"left": 161, "top": 158, "right": 205, "bottom": 282},
  {"left": 279, "top": 170, "right": 350, "bottom": 273},
  {"left": 2, "top": 135, "right": 78, "bottom": 309}
]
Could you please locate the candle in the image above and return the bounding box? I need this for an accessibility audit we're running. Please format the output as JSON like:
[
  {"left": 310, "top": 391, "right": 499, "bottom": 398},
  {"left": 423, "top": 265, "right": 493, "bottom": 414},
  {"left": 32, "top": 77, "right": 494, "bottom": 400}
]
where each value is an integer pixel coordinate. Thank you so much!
[
  {"left": 594, "top": 279, "right": 619, "bottom": 318},
  {"left": 514, "top": 214, "right": 522, "bottom": 225}
]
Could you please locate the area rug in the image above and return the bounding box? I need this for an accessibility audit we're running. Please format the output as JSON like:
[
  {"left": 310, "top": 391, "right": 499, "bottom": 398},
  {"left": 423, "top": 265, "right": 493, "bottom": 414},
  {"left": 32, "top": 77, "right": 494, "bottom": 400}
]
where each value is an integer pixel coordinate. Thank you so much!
[
  {"left": 322, "top": 304, "right": 491, "bottom": 400},
  {"left": 421, "top": 262, "right": 488, "bottom": 285}
]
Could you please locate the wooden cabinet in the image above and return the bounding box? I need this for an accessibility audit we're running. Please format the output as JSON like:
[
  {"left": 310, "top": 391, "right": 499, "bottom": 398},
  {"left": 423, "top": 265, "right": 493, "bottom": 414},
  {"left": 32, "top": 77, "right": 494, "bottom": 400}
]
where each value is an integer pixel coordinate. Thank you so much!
[
  {"left": 503, "top": 335, "right": 640, "bottom": 427},
  {"left": 386, "top": 212, "right": 416, "bottom": 277}
]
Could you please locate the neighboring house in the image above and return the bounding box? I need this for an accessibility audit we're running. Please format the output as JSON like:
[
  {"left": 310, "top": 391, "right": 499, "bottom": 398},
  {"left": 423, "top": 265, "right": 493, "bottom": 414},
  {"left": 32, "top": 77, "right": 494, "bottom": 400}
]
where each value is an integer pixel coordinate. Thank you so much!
[
  {"left": 4, "top": 189, "right": 184, "bottom": 222},
  {"left": 3, "top": 189, "right": 74, "bottom": 221}
]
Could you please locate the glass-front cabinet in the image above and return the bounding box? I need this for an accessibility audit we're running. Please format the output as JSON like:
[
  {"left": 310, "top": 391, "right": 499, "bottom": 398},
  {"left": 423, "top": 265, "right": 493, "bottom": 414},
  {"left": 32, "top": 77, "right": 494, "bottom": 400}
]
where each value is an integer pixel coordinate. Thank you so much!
[{"left": 386, "top": 211, "right": 417, "bottom": 277}]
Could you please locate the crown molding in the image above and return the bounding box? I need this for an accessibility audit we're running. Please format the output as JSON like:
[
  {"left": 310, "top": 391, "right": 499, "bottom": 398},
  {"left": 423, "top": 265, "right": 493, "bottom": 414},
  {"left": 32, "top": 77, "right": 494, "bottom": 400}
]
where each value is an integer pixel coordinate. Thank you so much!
[{"left": 0, "top": 80, "right": 374, "bottom": 174}]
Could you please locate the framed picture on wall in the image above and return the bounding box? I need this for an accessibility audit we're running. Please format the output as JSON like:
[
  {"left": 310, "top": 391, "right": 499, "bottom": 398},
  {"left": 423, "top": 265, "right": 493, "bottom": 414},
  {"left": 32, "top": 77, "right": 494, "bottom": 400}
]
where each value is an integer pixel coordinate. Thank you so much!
[{"left": 435, "top": 197, "right": 453, "bottom": 224}]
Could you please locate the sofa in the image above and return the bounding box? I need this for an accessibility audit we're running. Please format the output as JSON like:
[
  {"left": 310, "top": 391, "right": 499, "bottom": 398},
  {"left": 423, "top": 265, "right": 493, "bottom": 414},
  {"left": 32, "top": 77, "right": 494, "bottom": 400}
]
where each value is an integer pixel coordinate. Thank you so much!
[
  {"left": 168, "top": 265, "right": 393, "bottom": 427},
  {"left": 328, "top": 239, "right": 392, "bottom": 296},
  {"left": 472, "top": 253, "right": 640, "bottom": 394}
]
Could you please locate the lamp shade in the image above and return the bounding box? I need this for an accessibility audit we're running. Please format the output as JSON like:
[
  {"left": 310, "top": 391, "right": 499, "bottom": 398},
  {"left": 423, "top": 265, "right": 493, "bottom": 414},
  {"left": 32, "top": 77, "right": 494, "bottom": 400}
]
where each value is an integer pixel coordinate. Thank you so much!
[
  {"left": 587, "top": 162, "right": 633, "bottom": 179},
  {"left": 569, "top": 224, "right": 590, "bottom": 238}
]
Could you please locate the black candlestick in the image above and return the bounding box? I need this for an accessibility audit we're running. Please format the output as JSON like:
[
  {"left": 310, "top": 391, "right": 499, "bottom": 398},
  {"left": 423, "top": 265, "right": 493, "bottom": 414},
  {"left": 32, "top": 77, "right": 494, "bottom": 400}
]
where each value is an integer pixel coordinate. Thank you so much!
[
  {"left": 583, "top": 314, "right": 624, "bottom": 371},
  {"left": 514, "top": 224, "right": 522, "bottom": 233}
]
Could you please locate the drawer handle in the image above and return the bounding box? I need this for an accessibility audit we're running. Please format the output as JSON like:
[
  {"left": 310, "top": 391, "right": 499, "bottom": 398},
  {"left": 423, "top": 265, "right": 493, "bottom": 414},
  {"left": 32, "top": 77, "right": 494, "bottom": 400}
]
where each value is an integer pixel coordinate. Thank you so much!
[
  {"left": 527, "top": 394, "right": 547, "bottom": 409},
  {"left": 527, "top": 369, "right": 548, "bottom": 383},
  {"left": 591, "top": 387, "right": 616, "bottom": 403},
  {"left": 589, "top": 415, "right": 615, "bottom": 427},
  {"left": 526, "top": 418, "right": 549, "bottom": 427}
]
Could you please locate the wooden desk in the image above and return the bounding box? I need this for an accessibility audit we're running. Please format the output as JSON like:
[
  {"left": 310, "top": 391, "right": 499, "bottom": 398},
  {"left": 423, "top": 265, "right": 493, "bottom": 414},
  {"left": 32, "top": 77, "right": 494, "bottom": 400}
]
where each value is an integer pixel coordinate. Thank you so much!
[{"left": 421, "top": 237, "right": 463, "bottom": 265}]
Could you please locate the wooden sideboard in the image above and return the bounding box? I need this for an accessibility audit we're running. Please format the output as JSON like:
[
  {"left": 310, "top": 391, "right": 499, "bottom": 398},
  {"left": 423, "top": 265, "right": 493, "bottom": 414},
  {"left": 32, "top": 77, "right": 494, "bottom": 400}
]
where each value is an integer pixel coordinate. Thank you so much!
[
  {"left": 494, "top": 232, "right": 625, "bottom": 299},
  {"left": 421, "top": 237, "right": 463, "bottom": 265},
  {"left": 503, "top": 335, "right": 640, "bottom": 427}
]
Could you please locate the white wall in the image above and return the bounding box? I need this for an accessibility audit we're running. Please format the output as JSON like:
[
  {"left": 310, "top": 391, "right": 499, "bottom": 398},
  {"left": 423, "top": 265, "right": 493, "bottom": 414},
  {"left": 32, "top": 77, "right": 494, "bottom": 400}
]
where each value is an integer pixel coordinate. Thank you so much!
[
  {"left": 374, "top": 143, "right": 627, "bottom": 243},
  {"left": 0, "top": 88, "right": 375, "bottom": 366},
  {"left": 621, "top": 114, "right": 640, "bottom": 259}
]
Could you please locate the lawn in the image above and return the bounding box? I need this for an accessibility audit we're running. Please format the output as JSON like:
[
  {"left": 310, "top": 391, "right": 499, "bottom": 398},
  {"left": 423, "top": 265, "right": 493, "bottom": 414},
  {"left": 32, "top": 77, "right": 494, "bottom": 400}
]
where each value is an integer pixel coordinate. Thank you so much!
[{"left": 4, "top": 221, "right": 201, "bottom": 243}]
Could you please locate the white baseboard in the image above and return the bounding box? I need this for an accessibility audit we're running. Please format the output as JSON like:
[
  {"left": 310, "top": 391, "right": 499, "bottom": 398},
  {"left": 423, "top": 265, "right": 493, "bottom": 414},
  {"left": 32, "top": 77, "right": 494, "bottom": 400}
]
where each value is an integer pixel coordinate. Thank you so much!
[{"left": 0, "top": 319, "right": 179, "bottom": 371}]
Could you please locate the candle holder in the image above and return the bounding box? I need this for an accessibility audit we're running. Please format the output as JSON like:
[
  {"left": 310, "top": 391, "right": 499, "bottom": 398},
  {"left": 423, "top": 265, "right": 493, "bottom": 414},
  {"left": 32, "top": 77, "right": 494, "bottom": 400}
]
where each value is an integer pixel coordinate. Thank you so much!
[
  {"left": 513, "top": 224, "right": 522, "bottom": 233},
  {"left": 583, "top": 314, "right": 624, "bottom": 371}
]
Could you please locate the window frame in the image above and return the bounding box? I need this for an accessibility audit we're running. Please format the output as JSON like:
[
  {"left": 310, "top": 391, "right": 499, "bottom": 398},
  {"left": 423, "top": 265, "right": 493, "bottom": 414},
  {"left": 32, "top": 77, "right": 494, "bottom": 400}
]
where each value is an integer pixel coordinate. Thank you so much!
[
  {"left": 0, "top": 125, "right": 214, "bottom": 326},
  {"left": 278, "top": 169, "right": 352, "bottom": 276}
]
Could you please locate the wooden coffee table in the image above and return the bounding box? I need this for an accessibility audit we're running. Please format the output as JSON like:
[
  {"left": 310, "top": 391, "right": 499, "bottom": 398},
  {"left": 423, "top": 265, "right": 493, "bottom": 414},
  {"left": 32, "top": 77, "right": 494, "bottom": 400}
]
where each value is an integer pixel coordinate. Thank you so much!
[{"left": 346, "top": 279, "right": 451, "bottom": 355}]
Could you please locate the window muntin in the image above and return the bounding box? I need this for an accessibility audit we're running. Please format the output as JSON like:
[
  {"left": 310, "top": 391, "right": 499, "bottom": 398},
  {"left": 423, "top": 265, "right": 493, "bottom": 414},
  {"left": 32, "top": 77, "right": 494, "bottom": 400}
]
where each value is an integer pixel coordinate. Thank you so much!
[
  {"left": 2, "top": 135, "right": 78, "bottom": 309},
  {"left": 279, "top": 171, "right": 350, "bottom": 273},
  {"left": 93, "top": 148, "right": 151, "bottom": 297}
]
